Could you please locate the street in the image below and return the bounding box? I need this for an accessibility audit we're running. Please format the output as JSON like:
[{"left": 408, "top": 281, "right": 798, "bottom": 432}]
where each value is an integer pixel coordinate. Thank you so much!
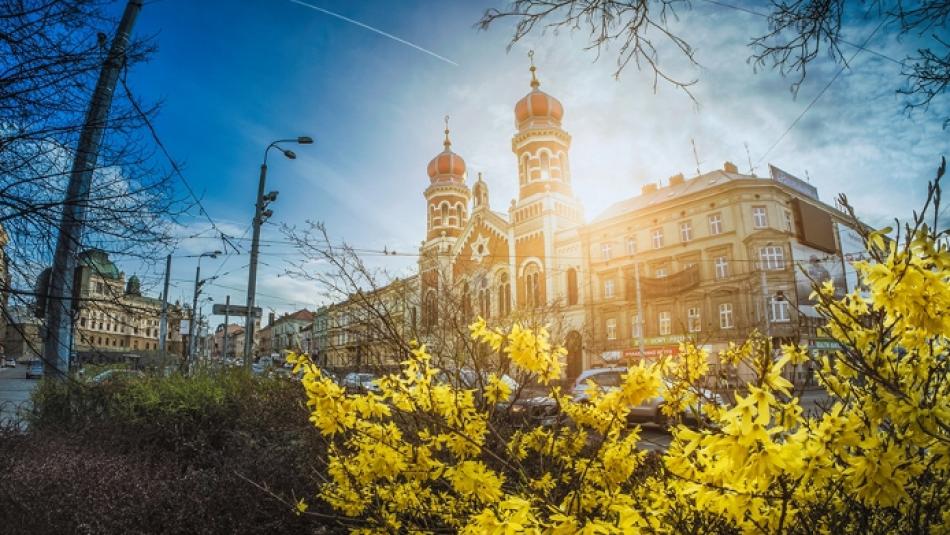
[{"left": 0, "top": 366, "right": 38, "bottom": 428}]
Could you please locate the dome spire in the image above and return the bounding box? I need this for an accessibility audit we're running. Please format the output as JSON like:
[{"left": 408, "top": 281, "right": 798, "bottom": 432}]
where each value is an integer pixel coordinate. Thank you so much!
[
  {"left": 528, "top": 50, "right": 540, "bottom": 90},
  {"left": 443, "top": 114, "right": 452, "bottom": 150}
]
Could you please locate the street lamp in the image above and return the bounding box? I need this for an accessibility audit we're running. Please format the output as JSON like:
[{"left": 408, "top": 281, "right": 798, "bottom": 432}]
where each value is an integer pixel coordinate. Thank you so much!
[
  {"left": 244, "top": 136, "right": 313, "bottom": 368},
  {"left": 189, "top": 250, "right": 220, "bottom": 367}
]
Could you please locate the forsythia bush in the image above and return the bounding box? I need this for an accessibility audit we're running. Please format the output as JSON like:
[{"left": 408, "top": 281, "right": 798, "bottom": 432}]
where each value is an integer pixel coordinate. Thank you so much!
[{"left": 288, "top": 180, "right": 949, "bottom": 533}]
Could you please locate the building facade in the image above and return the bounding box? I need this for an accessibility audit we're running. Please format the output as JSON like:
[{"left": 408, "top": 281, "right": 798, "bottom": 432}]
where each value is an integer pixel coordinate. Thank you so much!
[
  {"left": 69, "top": 249, "right": 186, "bottom": 357},
  {"left": 317, "top": 59, "right": 865, "bottom": 384}
]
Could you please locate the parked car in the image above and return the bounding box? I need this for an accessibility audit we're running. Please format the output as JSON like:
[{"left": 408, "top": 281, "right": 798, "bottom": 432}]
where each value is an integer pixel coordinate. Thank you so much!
[
  {"left": 1, "top": 357, "right": 16, "bottom": 368},
  {"left": 436, "top": 368, "right": 559, "bottom": 427},
  {"left": 25, "top": 360, "right": 44, "bottom": 379},
  {"left": 89, "top": 369, "right": 145, "bottom": 386},
  {"left": 342, "top": 372, "right": 380, "bottom": 394},
  {"left": 571, "top": 367, "right": 722, "bottom": 426}
]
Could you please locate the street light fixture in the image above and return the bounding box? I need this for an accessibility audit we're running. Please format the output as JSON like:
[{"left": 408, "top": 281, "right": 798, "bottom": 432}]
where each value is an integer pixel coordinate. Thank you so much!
[
  {"left": 189, "top": 250, "right": 221, "bottom": 368},
  {"left": 244, "top": 136, "right": 313, "bottom": 368}
]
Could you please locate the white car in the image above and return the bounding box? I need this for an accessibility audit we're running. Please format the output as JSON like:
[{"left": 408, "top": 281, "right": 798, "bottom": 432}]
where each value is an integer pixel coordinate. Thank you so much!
[
  {"left": 571, "top": 367, "right": 722, "bottom": 426},
  {"left": 342, "top": 372, "right": 380, "bottom": 394}
]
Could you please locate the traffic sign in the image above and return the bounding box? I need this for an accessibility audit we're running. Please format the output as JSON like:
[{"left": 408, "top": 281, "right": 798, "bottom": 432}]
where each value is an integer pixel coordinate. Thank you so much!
[{"left": 212, "top": 304, "right": 262, "bottom": 318}]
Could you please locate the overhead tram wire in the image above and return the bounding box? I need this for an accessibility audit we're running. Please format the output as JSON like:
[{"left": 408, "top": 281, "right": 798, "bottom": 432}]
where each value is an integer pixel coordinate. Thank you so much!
[
  {"left": 754, "top": 18, "right": 888, "bottom": 167},
  {"left": 118, "top": 74, "right": 240, "bottom": 255}
]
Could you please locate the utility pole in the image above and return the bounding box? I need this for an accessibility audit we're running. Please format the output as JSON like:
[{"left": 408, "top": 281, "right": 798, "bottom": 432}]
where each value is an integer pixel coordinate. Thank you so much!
[
  {"left": 691, "top": 138, "right": 701, "bottom": 176},
  {"left": 189, "top": 263, "right": 201, "bottom": 366},
  {"left": 760, "top": 262, "right": 772, "bottom": 355},
  {"left": 244, "top": 163, "right": 269, "bottom": 369},
  {"left": 158, "top": 254, "right": 171, "bottom": 354},
  {"left": 634, "top": 262, "right": 645, "bottom": 359},
  {"left": 223, "top": 295, "right": 230, "bottom": 361},
  {"left": 42, "top": 0, "right": 144, "bottom": 379}
]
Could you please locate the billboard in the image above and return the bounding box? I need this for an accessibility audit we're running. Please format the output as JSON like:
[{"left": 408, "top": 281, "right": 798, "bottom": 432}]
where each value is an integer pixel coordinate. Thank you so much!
[
  {"left": 770, "top": 164, "right": 819, "bottom": 200},
  {"left": 792, "top": 242, "right": 846, "bottom": 307},
  {"left": 837, "top": 224, "right": 870, "bottom": 294}
]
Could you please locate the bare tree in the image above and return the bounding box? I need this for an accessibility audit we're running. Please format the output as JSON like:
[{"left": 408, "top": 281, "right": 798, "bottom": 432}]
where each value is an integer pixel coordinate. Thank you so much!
[
  {"left": 478, "top": 0, "right": 949, "bottom": 122},
  {"left": 0, "top": 1, "right": 187, "bottom": 362}
]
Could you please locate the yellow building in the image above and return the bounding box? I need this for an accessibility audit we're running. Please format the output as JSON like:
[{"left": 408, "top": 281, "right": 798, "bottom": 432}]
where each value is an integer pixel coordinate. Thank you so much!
[
  {"left": 319, "top": 57, "right": 865, "bottom": 384},
  {"left": 71, "top": 249, "right": 186, "bottom": 357}
]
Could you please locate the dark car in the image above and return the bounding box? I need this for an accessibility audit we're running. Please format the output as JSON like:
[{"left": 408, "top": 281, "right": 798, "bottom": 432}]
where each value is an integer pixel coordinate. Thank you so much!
[
  {"left": 1, "top": 357, "right": 16, "bottom": 368},
  {"left": 436, "top": 368, "right": 559, "bottom": 427},
  {"left": 25, "top": 360, "right": 44, "bottom": 379}
]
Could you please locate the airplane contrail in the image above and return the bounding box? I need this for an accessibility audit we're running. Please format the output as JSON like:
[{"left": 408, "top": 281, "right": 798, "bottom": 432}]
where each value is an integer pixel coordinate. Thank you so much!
[{"left": 287, "top": 0, "right": 459, "bottom": 67}]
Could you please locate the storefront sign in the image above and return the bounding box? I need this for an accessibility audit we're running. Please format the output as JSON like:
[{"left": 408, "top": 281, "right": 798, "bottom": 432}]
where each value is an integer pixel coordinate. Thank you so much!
[{"left": 600, "top": 350, "right": 622, "bottom": 363}]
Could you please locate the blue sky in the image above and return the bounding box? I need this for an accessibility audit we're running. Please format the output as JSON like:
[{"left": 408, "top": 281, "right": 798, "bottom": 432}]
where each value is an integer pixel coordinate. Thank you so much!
[{"left": 115, "top": 0, "right": 948, "bottom": 322}]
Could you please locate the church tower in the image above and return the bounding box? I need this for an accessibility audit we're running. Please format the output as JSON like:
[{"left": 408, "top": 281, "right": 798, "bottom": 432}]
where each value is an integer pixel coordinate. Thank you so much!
[
  {"left": 510, "top": 53, "right": 584, "bottom": 310},
  {"left": 424, "top": 117, "right": 470, "bottom": 241}
]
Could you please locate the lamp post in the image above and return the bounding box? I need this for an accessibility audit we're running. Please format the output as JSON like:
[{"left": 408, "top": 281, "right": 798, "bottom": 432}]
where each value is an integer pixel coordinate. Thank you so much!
[
  {"left": 244, "top": 136, "right": 313, "bottom": 368},
  {"left": 188, "top": 250, "right": 220, "bottom": 369}
]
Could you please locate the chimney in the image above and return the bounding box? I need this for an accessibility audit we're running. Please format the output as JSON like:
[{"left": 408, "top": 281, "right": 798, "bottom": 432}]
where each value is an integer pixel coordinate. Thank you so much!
[
  {"left": 723, "top": 161, "right": 738, "bottom": 173},
  {"left": 641, "top": 183, "right": 658, "bottom": 195},
  {"left": 668, "top": 173, "right": 685, "bottom": 186}
]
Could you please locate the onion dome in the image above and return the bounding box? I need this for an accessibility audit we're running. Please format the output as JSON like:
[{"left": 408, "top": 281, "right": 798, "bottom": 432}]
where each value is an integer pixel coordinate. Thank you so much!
[
  {"left": 514, "top": 52, "right": 563, "bottom": 128},
  {"left": 427, "top": 116, "right": 467, "bottom": 182}
]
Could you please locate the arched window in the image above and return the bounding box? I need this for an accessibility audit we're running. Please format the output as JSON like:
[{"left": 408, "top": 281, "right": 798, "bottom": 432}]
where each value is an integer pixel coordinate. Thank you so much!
[
  {"left": 462, "top": 282, "right": 472, "bottom": 319},
  {"left": 539, "top": 151, "right": 551, "bottom": 181},
  {"left": 455, "top": 202, "right": 465, "bottom": 222},
  {"left": 440, "top": 202, "right": 449, "bottom": 223},
  {"left": 558, "top": 151, "right": 570, "bottom": 182},
  {"left": 424, "top": 291, "right": 438, "bottom": 332},
  {"left": 566, "top": 268, "right": 578, "bottom": 305},
  {"left": 479, "top": 279, "right": 491, "bottom": 319},
  {"left": 520, "top": 153, "right": 530, "bottom": 185},
  {"left": 497, "top": 278, "right": 511, "bottom": 317},
  {"left": 524, "top": 264, "right": 543, "bottom": 308}
]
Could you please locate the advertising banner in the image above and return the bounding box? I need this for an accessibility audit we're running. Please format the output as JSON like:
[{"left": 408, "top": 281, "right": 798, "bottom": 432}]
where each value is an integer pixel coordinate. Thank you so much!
[
  {"left": 792, "top": 242, "right": 846, "bottom": 307},
  {"left": 837, "top": 224, "right": 870, "bottom": 294}
]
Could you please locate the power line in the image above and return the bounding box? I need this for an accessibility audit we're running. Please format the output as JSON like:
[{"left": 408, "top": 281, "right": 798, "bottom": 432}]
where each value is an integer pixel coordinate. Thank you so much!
[{"left": 755, "top": 18, "right": 888, "bottom": 166}]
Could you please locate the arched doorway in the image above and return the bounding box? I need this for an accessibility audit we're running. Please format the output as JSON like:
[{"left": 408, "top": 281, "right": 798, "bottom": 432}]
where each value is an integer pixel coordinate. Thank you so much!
[{"left": 565, "top": 330, "right": 583, "bottom": 382}]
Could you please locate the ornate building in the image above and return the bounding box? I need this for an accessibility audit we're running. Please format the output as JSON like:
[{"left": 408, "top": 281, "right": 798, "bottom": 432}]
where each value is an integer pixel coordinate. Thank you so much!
[{"left": 418, "top": 57, "right": 588, "bottom": 377}]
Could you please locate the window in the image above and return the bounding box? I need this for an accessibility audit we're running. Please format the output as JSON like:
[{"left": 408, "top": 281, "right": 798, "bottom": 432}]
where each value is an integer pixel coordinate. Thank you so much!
[
  {"left": 784, "top": 210, "right": 794, "bottom": 232},
  {"left": 708, "top": 213, "right": 723, "bottom": 235},
  {"left": 714, "top": 256, "right": 729, "bottom": 279},
  {"left": 524, "top": 265, "right": 543, "bottom": 308},
  {"left": 566, "top": 269, "right": 578, "bottom": 305},
  {"left": 625, "top": 237, "right": 637, "bottom": 255},
  {"left": 752, "top": 206, "right": 768, "bottom": 228},
  {"left": 680, "top": 221, "right": 693, "bottom": 242},
  {"left": 96, "top": 282, "right": 104, "bottom": 293},
  {"left": 659, "top": 311, "right": 671, "bottom": 335},
  {"left": 631, "top": 314, "right": 642, "bottom": 339},
  {"left": 655, "top": 267, "right": 668, "bottom": 278},
  {"left": 80, "top": 318, "right": 86, "bottom": 327},
  {"left": 500, "top": 281, "right": 512, "bottom": 316},
  {"left": 770, "top": 297, "right": 790, "bottom": 322},
  {"left": 479, "top": 283, "right": 491, "bottom": 319},
  {"left": 652, "top": 228, "right": 664, "bottom": 249},
  {"left": 603, "top": 279, "right": 615, "bottom": 298},
  {"left": 688, "top": 307, "right": 701, "bottom": 332},
  {"left": 601, "top": 242, "right": 612, "bottom": 260},
  {"left": 760, "top": 246, "right": 786, "bottom": 270},
  {"left": 606, "top": 319, "right": 617, "bottom": 340},
  {"left": 719, "top": 303, "right": 734, "bottom": 329}
]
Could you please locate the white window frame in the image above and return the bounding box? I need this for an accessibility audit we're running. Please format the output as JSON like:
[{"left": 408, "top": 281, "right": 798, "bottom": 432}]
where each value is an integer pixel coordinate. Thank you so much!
[
  {"left": 601, "top": 242, "right": 612, "bottom": 260},
  {"left": 770, "top": 297, "right": 790, "bottom": 322},
  {"left": 784, "top": 210, "right": 794, "bottom": 233},
  {"left": 760, "top": 246, "right": 786, "bottom": 270},
  {"left": 652, "top": 228, "right": 664, "bottom": 249},
  {"left": 687, "top": 307, "right": 701, "bottom": 333},
  {"left": 625, "top": 237, "right": 637, "bottom": 255},
  {"left": 719, "top": 303, "right": 734, "bottom": 329},
  {"left": 752, "top": 206, "right": 768, "bottom": 228},
  {"left": 659, "top": 311, "right": 671, "bottom": 336},
  {"left": 708, "top": 213, "right": 723, "bottom": 235},
  {"left": 631, "top": 313, "right": 642, "bottom": 339},
  {"left": 606, "top": 318, "right": 617, "bottom": 340},
  {"left": 604, "top": 279, "right": 615, "bottom": 298},
  {"left": 714, "top": 256, "right": 729, "bottom": 279},
  {"left": 680, "top": 221, "right": 693, "bottom": 242}
]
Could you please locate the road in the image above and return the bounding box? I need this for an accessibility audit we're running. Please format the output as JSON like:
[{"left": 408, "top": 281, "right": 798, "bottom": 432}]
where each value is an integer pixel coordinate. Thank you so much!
[
  {"left": 636, "top": 388, "right": 832, "bottom": 452},
  {"left": 0, "top": 366, "right": 39, "bottom": 428}
]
